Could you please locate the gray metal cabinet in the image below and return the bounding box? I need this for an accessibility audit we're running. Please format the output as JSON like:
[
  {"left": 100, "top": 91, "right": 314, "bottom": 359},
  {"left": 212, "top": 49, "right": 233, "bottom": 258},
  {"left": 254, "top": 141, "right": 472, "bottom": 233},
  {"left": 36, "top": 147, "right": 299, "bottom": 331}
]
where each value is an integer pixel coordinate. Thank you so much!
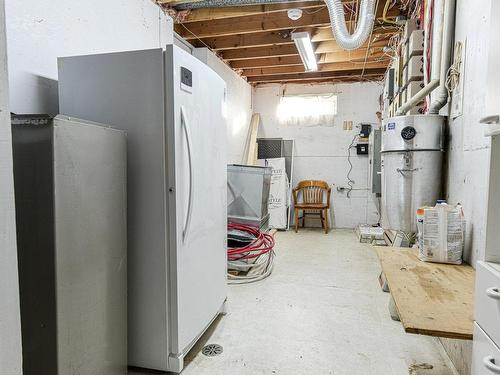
[{"left": 12, "top": 115, "right": 127, "bottom": 375}]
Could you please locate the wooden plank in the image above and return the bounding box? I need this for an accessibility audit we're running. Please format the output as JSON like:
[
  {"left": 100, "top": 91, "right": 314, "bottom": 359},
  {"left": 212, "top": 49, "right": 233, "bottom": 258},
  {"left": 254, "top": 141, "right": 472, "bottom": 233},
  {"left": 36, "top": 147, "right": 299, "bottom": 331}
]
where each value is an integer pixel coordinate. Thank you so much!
[
  {"left": 247, "top": 68, "right": 386, "bottom": 83},
  {"left": 177, "top": 8, "right": 331, "bottom": 39},
  {"left": 315, "top": 38, "right": 388, "bottom": 53},
  {"left": 231, "top": 55, "right": 304, "bottom": 69},
  {"left": 178, "top": 2, "right": 325, "bottom": 23},
  {"left": 190, "top": 26, "right": 395, "bottom": 51},
  {"left": 374, "top": 247, "right": 474, "bottom": 340},
  {"left": 242, "top": 59, "right": 389, "bottom": 76},
  {"left": 229, "top": 49, "right": 386, "bottom": 68},
  {"left": 221, "top": 37, "right": 389, "bottom": 61},
  {"left": 243, "top": 114, "right": 260, "bottom": 165},
  {"left": 177, "top": 6, "right": 399, "bottom": 39},
  {"left": 222, "top": 44, "right": 299, "bottom": 61},
  {"left": 311, "top": 25, "right": 398, "bottom": 42}
]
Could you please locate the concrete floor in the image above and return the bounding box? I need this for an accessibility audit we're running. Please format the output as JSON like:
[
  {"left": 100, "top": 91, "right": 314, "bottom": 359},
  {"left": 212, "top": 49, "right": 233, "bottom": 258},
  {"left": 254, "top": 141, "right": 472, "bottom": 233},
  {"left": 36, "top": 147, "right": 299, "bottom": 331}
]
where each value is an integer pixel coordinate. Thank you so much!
[{"left": 130, "top": 229, "right": 456, "bottom": 375}]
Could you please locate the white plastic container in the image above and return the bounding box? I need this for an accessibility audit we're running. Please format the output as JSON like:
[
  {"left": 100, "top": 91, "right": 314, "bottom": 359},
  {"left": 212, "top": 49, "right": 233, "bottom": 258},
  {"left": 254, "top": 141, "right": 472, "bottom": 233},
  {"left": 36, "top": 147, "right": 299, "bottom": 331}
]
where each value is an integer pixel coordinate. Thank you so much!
[{"left": 417, "top": 203, "right": 465, "bottom": 264}]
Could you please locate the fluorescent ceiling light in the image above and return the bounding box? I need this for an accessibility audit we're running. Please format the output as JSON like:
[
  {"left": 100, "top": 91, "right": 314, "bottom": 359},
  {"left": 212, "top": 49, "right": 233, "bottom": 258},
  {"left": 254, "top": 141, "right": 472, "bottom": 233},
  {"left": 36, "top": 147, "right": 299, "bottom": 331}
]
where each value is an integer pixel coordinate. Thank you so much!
[{"left": 291, "top": 32, "right": 318, "bottom": 72}]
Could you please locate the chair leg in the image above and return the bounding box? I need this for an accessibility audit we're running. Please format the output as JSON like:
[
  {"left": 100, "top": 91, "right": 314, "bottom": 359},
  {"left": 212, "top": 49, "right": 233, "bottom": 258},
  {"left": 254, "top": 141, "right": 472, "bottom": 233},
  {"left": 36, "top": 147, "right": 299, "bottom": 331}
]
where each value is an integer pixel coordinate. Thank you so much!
[
  {"left": 302, "top": 212, "right": 306, "bottom": 228},
  {"left": 295, "top": 208, "right": 299, "bottom": 233},
  {"left": 324, "top": 209, "right": 329, "bottom": 234}
]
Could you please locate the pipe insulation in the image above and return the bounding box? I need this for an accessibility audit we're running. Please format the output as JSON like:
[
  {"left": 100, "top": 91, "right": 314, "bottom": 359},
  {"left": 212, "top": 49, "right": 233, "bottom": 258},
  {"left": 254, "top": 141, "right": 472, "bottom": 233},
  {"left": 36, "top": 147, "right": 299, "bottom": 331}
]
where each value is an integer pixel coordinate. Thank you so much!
[{"left": 324, "top": 0, "right": 377, "bottom": 50}]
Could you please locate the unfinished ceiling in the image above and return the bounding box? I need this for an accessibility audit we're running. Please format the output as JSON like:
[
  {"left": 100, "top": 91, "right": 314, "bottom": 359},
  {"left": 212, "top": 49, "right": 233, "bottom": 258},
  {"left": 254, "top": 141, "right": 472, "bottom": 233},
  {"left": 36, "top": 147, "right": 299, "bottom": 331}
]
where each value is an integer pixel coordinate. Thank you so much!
[{"left": 159, "top": 0, "right": 406, "bottom": 85}]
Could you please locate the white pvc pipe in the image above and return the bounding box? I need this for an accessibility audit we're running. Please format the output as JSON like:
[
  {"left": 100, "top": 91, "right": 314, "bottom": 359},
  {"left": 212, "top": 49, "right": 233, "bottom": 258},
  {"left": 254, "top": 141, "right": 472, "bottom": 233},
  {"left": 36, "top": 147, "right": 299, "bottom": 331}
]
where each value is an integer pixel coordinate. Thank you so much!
[
  {"left": 428, "top": 0, "right": 456, "bottom": 113},
  {"left": 396, "top": 80, "right": 439, "bottom": 115},
  {"left": 397, "top": 0, "right": 453, "bottom": 116},
  {"left": 324, "top": 0, "right": 377, "bottom": 50}
]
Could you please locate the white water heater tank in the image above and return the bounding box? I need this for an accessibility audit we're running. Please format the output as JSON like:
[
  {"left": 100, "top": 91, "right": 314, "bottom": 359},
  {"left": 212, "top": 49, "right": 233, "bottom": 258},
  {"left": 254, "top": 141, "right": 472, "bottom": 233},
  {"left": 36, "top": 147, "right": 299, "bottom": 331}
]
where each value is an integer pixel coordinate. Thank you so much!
[{"left": 381, "top": 115, "right": 444, "bottom": 233}]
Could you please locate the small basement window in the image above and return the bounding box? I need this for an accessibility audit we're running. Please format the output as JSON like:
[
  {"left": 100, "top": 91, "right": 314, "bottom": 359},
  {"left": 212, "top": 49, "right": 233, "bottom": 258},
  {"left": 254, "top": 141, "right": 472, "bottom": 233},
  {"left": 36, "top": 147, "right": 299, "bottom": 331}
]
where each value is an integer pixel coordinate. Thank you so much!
[{"left": 277, "top": 93, "right": 337, "bottom": 126}]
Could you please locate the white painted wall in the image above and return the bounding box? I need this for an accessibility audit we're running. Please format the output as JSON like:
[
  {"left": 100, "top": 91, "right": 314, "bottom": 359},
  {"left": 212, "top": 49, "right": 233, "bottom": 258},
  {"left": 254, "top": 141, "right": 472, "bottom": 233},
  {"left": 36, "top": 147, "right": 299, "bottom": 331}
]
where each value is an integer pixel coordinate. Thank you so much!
[
  {"left": 444, "top": 0, "right": 491, "bottom": 266},
  {"left": 194, "top": 47, "right": 253, "bottom": 164},
  {"left": 440, "top": 1, "right": 492, "bottom": 373},
  {"left": 5, "top": 0, "right": 173, "bottom": 114},
  {"left": 253, "top": 82, "right": 381, "bottom": 229},
  {"left": 0, "top": 1, "right": 23, "bottom": 373}
]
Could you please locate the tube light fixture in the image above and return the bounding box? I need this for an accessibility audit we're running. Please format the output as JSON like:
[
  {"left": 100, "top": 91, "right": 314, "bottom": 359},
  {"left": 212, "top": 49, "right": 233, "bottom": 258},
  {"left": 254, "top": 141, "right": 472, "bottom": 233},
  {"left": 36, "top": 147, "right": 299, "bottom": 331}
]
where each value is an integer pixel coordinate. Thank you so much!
[{"left": 291, "top": 32, "right": 318, "bottom": 72}]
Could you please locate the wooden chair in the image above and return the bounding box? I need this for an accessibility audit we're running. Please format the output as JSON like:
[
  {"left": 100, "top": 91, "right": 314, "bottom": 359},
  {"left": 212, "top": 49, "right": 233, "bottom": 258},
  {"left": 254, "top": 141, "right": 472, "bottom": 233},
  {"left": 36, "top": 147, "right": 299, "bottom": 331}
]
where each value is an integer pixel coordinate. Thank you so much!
[{"left": 293, "top": 180, "right": 331, "bottom": 234}]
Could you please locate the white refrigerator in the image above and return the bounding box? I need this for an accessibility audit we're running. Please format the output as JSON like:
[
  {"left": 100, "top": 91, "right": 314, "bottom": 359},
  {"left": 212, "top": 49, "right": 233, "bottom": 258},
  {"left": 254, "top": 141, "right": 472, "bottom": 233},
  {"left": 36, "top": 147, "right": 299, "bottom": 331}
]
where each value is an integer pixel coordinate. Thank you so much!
[{"left": 58, "top": 45, "right": 227, "bottom": 372}]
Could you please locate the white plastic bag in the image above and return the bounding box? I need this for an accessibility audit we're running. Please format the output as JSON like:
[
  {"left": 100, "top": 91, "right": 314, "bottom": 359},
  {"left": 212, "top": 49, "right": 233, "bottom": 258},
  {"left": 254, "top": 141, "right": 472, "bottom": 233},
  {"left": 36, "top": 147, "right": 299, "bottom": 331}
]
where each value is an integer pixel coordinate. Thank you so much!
[{"left": 417, "top": 203, "right": 465, "bottom": 264}]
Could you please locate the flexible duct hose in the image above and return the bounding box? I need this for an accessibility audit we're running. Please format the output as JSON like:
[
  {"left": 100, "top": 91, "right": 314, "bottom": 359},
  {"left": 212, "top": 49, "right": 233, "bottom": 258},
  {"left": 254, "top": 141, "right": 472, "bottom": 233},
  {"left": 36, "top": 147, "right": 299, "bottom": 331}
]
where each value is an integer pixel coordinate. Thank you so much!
[{"left": 324, "top": 0, "right": 377, "bottom": 50}]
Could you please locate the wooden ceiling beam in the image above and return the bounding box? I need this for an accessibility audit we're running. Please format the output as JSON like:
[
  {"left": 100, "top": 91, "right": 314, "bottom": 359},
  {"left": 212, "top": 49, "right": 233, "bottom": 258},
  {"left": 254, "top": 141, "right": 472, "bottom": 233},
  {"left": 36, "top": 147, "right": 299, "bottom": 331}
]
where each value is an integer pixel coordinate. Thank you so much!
[
  {"left": 221, "top": 44, "right": 299, "bottom": 60},
  {"left": 176, "top": 6, "right": 399, "bottom": 39},
  {"left": 221, "top": 35, "right": 389, "bottom": 60},
  {"left": 253, "top": 76, "right": 384, "bottom": 85},
  {"left": 176, "top": 8, "right": 330, "bottom": 38},
  {"left": 241, "top": 59, "right": 389, "bottom": 76},
  {"left": 229, "top": 48, "right": 386, "bottom": 68},
  {"left": 314, "top": 38, "right": 388, "bottom": 54},
  {"left": 190, "top": 28, "right": 311, "bottom": 50},
  {"left": 231, "top": 55, "right": 304, "bottom": 68},
  {"left": 247, "top": 68, "right": 386, "bottom": 83},
  {"left": 190, "top": 25, "right": 396, "bottom": 50},
  {"left": 177, "top": 1, "right": 325, "bottom": 23}
]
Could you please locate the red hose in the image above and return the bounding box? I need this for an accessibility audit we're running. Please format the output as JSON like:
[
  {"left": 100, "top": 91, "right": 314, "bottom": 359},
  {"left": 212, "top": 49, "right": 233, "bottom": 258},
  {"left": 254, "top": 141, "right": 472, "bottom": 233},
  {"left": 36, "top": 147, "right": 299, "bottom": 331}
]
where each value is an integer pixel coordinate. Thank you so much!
[{"left": 227, "top": 223, "right": 275, "bottom": 261}]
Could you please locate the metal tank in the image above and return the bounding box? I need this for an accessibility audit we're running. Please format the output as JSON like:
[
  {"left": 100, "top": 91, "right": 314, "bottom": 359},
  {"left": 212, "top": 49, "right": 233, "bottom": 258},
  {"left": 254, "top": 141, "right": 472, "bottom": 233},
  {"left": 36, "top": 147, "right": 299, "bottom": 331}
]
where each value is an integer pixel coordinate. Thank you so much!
[{"left": 381, "top": 115, "right": 444, "bottom": 233}]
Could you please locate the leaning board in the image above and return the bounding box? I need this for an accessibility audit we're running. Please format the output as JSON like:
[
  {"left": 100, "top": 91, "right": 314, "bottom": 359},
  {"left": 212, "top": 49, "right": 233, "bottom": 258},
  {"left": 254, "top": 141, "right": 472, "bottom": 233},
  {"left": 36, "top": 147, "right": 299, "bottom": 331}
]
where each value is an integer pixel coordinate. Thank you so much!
[{"left": 374, "top": 247, "right": 475, "bottom": 340}]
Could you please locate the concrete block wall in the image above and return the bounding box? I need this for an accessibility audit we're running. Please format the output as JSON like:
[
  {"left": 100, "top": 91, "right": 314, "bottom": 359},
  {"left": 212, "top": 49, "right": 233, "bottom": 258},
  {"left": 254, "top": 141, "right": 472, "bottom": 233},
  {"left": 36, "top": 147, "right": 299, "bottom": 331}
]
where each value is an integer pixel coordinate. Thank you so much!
[{"left": 253, "top": 82, "right": 381, "bottom": 229}]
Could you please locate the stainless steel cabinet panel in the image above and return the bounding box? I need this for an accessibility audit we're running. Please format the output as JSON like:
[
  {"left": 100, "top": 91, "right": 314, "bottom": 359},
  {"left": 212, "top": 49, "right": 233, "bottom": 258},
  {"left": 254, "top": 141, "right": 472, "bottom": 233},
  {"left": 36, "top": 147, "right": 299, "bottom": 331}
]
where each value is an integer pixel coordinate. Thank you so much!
[{"left": 12, "top": 115, "right": 127, "bottom": 375}]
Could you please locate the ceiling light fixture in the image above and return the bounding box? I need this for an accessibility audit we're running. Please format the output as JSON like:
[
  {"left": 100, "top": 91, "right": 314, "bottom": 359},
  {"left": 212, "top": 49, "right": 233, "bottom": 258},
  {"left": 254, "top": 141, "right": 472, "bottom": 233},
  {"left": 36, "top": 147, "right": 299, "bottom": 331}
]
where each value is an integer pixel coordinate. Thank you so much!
[{"left": 291, "top": 32, "right": 318, "bottom": 72}]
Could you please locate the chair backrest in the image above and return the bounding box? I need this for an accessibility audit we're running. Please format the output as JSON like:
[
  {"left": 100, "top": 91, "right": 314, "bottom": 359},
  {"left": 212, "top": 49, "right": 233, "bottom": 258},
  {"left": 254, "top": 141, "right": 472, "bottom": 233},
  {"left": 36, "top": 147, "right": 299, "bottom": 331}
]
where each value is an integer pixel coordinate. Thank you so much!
[{"left": 294, "top": 180, "right": 330, "bottom": 205}]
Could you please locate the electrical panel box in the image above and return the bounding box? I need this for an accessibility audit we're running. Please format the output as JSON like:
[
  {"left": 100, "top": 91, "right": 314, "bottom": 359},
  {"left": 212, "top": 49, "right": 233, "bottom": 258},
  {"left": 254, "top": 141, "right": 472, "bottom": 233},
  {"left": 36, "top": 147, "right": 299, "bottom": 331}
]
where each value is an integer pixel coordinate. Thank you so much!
[
  {"left": 368, "top": 129, "right": 382, "bottom": 195},
  {"left": 408, "top": 55, "right": 424, "bottom": 81},
  {"left": 360, "top": 123, "right": 372, "bottom": 138},
  {"left": 356, "top": 143, "right": 368, "bottom": 155},
  {"left": 407, "top": 80, "right": 425, "bottom": 97},
  {"left": 409, "top": 30, "right": 424, "bottom": 57}
]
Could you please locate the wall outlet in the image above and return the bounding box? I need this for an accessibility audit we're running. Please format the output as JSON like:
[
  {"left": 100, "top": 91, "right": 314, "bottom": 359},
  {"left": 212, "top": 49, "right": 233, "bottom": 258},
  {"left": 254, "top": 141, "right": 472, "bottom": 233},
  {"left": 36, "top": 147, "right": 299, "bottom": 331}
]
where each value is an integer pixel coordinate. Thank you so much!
[{"left": 343, "top": 120, "right": 353, "bottom": 130}]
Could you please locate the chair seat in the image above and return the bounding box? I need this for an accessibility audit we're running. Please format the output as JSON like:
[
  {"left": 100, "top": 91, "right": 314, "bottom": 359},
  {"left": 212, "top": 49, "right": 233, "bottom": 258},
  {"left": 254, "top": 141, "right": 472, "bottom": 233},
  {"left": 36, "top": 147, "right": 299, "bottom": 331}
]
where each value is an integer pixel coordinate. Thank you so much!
[{"left": 295, "top": 203, "right": 329, "bottom": 209}]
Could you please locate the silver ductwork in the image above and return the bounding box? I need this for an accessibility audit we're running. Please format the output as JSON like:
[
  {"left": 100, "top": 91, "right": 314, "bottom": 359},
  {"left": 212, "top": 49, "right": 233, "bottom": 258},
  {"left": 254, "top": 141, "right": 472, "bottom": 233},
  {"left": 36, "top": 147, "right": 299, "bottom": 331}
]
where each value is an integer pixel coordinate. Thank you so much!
[{"left": 324, "top": 0, "right": 376, "bottom": 50}]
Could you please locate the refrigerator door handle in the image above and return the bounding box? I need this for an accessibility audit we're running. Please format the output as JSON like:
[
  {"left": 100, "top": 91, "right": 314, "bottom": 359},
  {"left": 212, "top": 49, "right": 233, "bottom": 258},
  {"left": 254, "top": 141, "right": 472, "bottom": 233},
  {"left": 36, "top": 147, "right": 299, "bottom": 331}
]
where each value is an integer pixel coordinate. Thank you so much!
[{"left": 180, "top": 106, "right": 194, "bottom": 242}]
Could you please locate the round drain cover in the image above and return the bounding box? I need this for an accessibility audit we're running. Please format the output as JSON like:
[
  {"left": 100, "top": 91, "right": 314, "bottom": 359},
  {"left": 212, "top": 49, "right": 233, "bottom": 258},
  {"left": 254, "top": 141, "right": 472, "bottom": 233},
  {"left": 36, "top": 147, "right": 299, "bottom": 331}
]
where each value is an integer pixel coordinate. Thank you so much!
[{"left": 201, "top": 344, "right": 223, "bottom": 357}]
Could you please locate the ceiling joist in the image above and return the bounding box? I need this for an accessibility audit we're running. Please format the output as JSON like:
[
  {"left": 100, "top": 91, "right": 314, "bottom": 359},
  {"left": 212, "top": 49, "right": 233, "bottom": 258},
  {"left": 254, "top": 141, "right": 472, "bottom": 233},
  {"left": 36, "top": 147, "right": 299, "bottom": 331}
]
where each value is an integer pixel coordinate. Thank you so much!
[
  {"left": 246, "top": 68, "right": 386, "bottom": 83},
  {"left": 241, "top": 59, "right": 390, "bottom": 76}
]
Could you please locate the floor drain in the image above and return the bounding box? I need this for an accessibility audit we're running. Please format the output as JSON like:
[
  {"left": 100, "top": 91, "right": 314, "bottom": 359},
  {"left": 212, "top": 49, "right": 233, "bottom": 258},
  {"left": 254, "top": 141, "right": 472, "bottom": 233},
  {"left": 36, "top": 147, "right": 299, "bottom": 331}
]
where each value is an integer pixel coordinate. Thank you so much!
[{"left": 201, "top": 344, "right": 223, "bottom": 357}]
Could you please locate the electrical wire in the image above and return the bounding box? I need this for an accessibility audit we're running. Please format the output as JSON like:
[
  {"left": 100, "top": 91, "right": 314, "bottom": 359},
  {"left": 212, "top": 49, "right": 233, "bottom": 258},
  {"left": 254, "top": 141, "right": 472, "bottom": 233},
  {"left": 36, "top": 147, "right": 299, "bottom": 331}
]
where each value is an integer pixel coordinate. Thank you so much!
[
  {"left": 227, "top": 223, "right": 276, "bottom": 284},
  {"left": 346, "top": 133, "right": 360, "bottom": 198}
]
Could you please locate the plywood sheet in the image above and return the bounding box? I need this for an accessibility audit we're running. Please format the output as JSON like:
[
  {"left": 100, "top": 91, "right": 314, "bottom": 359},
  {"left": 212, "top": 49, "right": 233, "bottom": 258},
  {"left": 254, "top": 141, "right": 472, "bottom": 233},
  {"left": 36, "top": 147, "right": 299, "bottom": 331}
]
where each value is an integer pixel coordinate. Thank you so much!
[{"left": 374, "top": 247, "right": 474, "bottom": 340}]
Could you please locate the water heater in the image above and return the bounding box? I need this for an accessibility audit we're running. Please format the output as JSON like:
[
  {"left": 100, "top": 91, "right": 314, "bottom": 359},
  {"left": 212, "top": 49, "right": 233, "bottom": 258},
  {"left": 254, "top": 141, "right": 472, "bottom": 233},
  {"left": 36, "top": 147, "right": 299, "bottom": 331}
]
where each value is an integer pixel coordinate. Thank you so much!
[{"left": 381, "top": 115, "right": 444, "bottom": 233}]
